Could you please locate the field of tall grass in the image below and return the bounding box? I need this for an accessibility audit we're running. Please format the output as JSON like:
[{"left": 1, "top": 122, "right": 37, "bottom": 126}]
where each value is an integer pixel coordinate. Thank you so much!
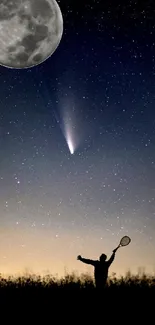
[
  {"left": 0, "top": 271, "right": 154, "bottom": 319},
  {"left": 1, "top": 270, "right": 155, "bottom": 289}
]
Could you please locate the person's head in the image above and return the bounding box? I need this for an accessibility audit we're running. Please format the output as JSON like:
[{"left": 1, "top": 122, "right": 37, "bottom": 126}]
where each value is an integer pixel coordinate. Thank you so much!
[{"left": 99, "top": 253, "right": 107, "bottom": 262}]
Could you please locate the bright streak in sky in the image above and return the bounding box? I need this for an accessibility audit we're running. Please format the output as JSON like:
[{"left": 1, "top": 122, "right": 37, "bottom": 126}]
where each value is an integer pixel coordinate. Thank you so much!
[
  {"left": 67, "top": 137, "right": 74, "bottom": 154},
  {"left": 58, "top": 99, "right": 81, "bottom": 155},
  {"left": 65, "top": 125, "right": 75, "bottom": 154}
]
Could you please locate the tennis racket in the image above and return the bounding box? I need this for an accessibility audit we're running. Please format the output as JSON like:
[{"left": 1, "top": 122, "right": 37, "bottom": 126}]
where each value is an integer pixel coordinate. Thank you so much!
[{"left": 113, "top": 236, "right": 131, "bottom": 252}]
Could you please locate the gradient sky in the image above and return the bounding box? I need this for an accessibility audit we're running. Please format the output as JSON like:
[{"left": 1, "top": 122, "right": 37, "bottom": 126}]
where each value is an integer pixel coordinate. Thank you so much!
[{"left": 0, "top": 0, "right": 155, "bottom": 277}]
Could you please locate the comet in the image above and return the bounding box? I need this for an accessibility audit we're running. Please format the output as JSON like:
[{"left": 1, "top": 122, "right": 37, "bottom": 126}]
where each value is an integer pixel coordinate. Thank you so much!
[
  {"left": 55, "top": 97, "right": 80, "bottom": 155},
  {"left": 66, "top": 129, "right": 75, "bottom": 154},
  {"left": 64, "top": 122, "right": 75, "bottom": 155}
]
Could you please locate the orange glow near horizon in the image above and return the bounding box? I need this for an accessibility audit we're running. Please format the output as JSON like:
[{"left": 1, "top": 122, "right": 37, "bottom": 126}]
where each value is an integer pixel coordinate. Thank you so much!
[{"left": 0, "top": 226, "right": 155, "bottom": 278}]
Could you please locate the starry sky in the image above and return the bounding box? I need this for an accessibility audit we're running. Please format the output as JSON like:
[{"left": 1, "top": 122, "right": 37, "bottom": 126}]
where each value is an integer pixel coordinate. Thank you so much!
[{"left": 0, "top": 0, "right": 155, "bottom": 277}]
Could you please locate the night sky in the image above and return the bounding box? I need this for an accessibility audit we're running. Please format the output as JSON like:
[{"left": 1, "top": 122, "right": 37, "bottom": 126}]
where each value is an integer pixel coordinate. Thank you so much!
[{"left": 0, "top": 0, "right": 155, "bottom": 277}]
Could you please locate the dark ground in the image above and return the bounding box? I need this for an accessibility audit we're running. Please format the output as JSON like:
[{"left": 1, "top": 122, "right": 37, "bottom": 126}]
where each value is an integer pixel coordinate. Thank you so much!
[{"left": 0, "top": 273, "right": 154, "bottom": 322}]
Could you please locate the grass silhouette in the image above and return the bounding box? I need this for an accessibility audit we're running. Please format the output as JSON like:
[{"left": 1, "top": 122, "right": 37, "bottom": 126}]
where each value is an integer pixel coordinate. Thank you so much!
[
  {"left": 1, "top": 270, "right": 155, "bottom": 289},
  {"left": 0, "top": 271, "right": 154, "bottom": 320}
]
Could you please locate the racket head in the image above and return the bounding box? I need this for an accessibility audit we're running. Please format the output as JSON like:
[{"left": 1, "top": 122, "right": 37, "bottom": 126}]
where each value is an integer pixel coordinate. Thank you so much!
[{"left": 120, "top": 236, "right": 131, "bottom": 247}]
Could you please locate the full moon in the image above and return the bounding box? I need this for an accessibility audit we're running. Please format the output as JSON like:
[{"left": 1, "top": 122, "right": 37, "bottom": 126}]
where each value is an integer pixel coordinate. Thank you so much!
[{"left": 0, "top": 0, "right": 63, "bottom": 69}]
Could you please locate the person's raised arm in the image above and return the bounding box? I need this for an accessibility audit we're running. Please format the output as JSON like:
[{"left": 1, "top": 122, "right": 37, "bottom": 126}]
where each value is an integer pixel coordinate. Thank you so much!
[
  {"left": 107, "top": 251, "right": 115, "bottom": 267},
  {"left": 77, "top": 255, "right": 96, "bottom": 266}
]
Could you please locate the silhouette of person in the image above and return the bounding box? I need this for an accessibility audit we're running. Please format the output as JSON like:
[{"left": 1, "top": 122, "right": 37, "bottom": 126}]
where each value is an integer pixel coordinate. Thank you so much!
[{"left": 77, "top": 248, "right": 118, "bottom": 289}]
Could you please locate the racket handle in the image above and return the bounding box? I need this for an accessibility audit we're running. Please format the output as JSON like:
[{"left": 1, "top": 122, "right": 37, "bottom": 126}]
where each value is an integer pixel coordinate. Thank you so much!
[{"left": 113, "top": 245, "right": 119, "bottom": 253}]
